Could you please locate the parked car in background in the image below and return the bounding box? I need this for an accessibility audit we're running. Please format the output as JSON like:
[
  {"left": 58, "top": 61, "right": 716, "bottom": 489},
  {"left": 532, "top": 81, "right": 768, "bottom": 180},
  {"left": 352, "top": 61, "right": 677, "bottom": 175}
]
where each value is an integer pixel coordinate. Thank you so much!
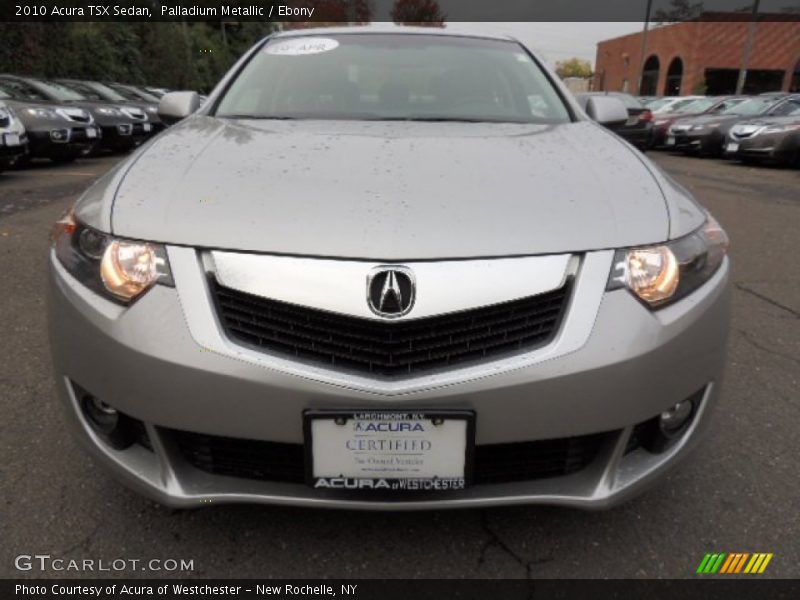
[
  {"left": 666, "top": 95, "right": 797, "bottom": 157},
  {"left": 56, "top": 79, "right": 164, "bottom": 134},
  {"left": 0, "top": 98, "right": 28, "bottom": 171},
  {"left": 654, "top": 96, "right": 748, "bottom": 148},
  {"left": 576, "top": 91, "right": 653, "bottom": 150},
  {"left": 0, "top": 83, "right": 99, "bottom": 164},
  {"left": 726, "top": 96, "right": 800, "bottom": 166},
  {"left": 0, "top": 75, "right": 150, "bottom": 154}
]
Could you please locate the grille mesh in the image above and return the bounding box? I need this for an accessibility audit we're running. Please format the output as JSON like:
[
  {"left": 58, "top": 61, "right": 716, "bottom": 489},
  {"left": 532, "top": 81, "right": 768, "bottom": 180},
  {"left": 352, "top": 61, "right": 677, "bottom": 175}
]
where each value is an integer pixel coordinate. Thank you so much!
[
  {"left": 213, "top": 280, "right": 570, "bottom": 377},
  {"left": 171, "top": 429, "right": 607, "bottom": 487}
]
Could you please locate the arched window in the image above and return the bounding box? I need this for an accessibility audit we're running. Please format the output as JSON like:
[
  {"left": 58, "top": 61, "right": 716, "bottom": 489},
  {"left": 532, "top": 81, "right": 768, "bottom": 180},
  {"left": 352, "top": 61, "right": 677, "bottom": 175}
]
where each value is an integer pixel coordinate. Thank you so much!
[
  {"left": 640, "top": 55, "right": 660, "bottom": 96},
  {"left": 665, "top": 57, "right": 683, "bottom": 95}
]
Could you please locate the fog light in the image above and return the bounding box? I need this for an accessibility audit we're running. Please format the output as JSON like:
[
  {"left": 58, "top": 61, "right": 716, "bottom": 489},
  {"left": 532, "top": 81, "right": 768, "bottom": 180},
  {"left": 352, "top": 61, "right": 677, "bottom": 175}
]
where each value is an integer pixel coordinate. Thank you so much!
[
  {"left": 50, "top": 128, "right": 69, "bottom": 142},
  {"left": 75, "top": 385, "right": 137, "bottom": 450},
  {"left": 659, "top": 400, "right": 694, "bottom": 436},
  {"left": 82, "top": 395, "right": 119, "bottom": 435},
  {"left": 633, "top": 388, "right": 705, "bottom": 454}
]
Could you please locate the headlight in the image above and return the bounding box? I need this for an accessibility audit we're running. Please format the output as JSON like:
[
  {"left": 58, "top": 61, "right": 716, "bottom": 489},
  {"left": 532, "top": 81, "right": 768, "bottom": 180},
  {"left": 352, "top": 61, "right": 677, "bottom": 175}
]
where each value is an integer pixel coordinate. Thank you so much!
[
  {"left": 96, "top": 107, "right": 123, "bottom": 116},
  {"left": 51, "top": 212, "right": 173, "bottom": 304},
  {"left": 761, "top": 124, "right": 800, "bottom": 134},
  {"left": 607, "top": 216, "right": 729, "bottom": 308},
  {"left": 145, "top": 106, "right": 158, "bottom": 114},
  {"left": 654, "top": 119, "right": 669, "bottom": 126},
  {"left": 25, "top": 107, "right": 58, "bottom": 119}
]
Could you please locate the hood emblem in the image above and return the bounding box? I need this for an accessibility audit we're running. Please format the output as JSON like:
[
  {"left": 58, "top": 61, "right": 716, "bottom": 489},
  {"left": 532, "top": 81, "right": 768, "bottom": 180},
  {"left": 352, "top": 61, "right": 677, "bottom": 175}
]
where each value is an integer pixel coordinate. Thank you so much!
[{"left": 367, "top": 266, "right": 415, "bottom": 318}]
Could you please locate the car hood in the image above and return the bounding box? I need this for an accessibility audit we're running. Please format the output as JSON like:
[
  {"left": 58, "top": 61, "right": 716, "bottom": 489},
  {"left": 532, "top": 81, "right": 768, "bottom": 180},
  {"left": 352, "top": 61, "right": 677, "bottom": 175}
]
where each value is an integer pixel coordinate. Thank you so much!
[
  {"left": 95, "top": 116, "right": 688, "bottom": 260},
  {"left": 735, "top": 115, "right": 800, "bottom": 127}
]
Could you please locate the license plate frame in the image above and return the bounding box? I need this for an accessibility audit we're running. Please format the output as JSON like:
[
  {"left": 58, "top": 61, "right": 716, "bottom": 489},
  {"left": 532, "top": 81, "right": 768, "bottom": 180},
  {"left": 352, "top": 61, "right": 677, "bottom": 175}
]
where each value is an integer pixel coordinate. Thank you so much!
[
  {"left": 726, "top": 142, "right": 739, "bottom": 153},
  {"left": 304, "top": 409, "right": 475, "bottom": 492},
  {"left": 666, "top": 135, "right": 676, "bottom": 146},
  {"left": 86, "top": 127, "right": 97, "bottom": 139}
]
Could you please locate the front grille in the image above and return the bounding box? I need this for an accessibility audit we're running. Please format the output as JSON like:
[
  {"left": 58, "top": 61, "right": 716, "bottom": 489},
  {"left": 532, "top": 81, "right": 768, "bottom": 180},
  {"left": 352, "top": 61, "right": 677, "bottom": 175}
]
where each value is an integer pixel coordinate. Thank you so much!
[
  {"left": 213, "top": 280, "right": 571, "bottom": 377},
  {"left": 171, "top": 429, "right": 608, "bottom": 487}
]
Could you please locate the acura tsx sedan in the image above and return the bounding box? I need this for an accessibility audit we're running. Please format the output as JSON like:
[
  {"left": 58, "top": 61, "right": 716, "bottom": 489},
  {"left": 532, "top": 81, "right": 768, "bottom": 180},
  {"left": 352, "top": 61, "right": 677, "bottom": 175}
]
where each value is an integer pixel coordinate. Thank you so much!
[{"left": 48, "top": 27, "right": 731, "bottom": 510}]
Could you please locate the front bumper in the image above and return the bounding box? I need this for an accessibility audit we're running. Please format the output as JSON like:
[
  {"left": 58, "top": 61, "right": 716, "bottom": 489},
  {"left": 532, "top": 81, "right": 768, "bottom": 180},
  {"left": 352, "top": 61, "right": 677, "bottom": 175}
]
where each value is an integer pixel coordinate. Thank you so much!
[
  {"left": 669, "top": 130, "right": 723, "bottom": 154},
  {"left": 0, "top": 132, "right": 28, "bottom": 162},
  {"left": 734, "top": 132, "right": 800, "bottom": 164},
  {"left": 48, "top": 249, "right": 731, "bottom": 510},
  {"left": 27, "top": 127, "right": 98, "bottom": 158}
]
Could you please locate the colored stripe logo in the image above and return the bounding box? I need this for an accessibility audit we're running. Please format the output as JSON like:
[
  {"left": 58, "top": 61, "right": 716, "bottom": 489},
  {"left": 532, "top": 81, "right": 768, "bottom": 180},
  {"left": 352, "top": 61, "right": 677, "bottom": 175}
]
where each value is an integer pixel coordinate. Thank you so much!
[{"left": 696, "top": 553, "right": 773, "bottom": 574}]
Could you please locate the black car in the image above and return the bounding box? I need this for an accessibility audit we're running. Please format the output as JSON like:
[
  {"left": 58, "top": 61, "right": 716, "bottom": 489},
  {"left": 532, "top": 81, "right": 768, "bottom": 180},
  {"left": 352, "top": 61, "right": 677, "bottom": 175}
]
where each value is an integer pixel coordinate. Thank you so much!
[
  {"left": 0, "top": 83, "right": 98, "bottom": 164},
  {"left": 726, "top": 97, "right": 800, "bottom": 166},
  {"left": 0, "top": 98, "right": 28, "bottom": 171},
  {"left": 666, "top": 94, "right": 793, "bottom": 156},
  {"left": 0, "top": 75, "right": 148, "bottom": 153},
  {"left": 56, "top": 79, "right": 164, "bottom": 135},
  {"left": 576, "top": 92, "right": 653, "bottom": 151}
]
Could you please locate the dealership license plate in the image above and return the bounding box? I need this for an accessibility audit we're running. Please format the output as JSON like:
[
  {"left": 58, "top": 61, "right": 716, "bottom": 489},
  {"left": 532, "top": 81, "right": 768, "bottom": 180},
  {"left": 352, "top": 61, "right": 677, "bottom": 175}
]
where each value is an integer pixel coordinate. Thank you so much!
[
  {"left": 666, "top": 135, "right": 676, "bottom": 146},
  {"left": 4, "top": 133, "right": 20, "bottom": 146},
  {"left": 86, "top": 127, "right": 97, "bottom": 139},
  {"left": 144, "top": 123, "right": 152, "bottom": 132},
  {"left": 726, "top": 142, "right": 739, "bottom": 153},
  {"left": 305, "top": 410, "right": 474, "bottom": 491}
]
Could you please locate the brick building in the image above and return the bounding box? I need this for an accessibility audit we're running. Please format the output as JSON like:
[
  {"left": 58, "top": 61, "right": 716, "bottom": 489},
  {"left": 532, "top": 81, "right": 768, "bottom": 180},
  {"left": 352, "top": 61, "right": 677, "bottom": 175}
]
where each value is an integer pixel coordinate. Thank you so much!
[{"left": 594, "top": 15, "right": 800, "bottom": 96}]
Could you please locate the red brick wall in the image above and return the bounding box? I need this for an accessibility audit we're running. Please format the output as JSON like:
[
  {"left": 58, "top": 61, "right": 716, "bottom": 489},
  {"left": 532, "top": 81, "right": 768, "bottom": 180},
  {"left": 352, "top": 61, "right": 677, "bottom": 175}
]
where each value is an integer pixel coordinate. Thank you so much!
[{"left": 594, "top": 20, "right": 800, "bottom": 95}]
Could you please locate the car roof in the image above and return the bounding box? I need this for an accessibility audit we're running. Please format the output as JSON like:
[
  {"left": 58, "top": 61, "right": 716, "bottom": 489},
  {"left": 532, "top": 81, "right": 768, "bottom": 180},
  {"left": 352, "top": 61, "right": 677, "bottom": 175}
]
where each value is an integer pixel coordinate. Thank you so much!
[{"left": 272, "top": 24, "right": 517, "bottom": 43}]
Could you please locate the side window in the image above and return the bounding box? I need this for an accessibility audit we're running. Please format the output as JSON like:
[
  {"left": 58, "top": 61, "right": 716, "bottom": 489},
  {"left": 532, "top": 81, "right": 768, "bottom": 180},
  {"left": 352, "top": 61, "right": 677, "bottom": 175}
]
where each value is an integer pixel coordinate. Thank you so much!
[{"left": 770, "top": 100, "right": 799, "bottom": 116}]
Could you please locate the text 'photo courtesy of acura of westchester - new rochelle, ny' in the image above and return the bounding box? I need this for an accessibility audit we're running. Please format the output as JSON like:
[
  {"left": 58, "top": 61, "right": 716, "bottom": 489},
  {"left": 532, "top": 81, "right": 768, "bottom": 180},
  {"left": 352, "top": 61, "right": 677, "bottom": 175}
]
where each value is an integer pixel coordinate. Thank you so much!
[{"left": 47, "top": 26, "right": 731, "bottom": 510}]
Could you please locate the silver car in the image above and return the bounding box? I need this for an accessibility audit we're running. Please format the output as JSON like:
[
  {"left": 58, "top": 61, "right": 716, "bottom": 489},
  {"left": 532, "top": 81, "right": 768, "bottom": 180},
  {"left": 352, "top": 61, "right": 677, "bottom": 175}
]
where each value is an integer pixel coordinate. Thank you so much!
[{"left": 48, "top": 27, "right": 731, "bottom": 510}]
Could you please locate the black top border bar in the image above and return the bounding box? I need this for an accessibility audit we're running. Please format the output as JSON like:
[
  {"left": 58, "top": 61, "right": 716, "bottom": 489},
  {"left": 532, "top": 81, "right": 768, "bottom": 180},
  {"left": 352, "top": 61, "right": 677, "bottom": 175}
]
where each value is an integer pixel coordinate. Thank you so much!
[{"left": 3, "top": 0, "right": 800, "bottom": 23}]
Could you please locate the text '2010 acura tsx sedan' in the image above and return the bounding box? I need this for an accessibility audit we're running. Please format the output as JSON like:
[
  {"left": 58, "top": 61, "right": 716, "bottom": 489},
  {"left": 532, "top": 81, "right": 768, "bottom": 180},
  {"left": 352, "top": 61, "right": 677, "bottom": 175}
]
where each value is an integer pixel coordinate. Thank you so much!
[{"left": 48, "top": 27, "right": 731, "bottom": 510}]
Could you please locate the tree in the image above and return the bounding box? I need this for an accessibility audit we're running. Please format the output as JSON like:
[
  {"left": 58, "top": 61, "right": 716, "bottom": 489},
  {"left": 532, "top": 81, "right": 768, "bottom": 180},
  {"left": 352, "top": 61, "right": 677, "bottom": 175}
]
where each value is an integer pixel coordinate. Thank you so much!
[
  {"left": 653, "top": 0, "right": 703, "bottom": 22},
  {"left": 391, "top": 0, "right": 446, "bottom": 26},
  {"left": 555, "top": 58, "right": 593, "bottom": 79}
]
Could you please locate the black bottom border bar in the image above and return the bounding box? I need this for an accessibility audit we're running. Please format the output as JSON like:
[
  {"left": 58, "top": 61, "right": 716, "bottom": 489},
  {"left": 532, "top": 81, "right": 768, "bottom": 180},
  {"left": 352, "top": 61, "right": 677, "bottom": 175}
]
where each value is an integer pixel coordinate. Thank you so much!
[{"left": 5, "top": 579, "right": 800, "bottom": 600}]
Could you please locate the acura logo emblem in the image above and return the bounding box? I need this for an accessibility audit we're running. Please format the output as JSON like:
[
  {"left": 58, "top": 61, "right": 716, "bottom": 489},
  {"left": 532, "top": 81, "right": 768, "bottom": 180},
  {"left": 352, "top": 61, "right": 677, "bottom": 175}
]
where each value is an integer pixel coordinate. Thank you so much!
[{"left": 367, "top": 266, "right": 415, "bottom": 318}]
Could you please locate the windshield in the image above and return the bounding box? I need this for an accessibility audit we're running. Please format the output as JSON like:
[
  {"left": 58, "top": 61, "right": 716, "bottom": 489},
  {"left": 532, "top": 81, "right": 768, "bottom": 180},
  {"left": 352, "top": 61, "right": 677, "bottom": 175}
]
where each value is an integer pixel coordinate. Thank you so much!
[
  {"left": 723, "top": 97, "right": 775, "bottom": 115},
  {"left": 111, "top": 84, "right": 159, "bottom": 103},
  {"left": 74, "top": 81, "right": 128, "bottom": 102},
  {"left": 59, "top": 81, "right": 104, "bottom": 100},
  {"left": 215, "top": 34, "right": 571, "bottom": 123},
  {"left": 34, "top": 80, "right": 87, "bottom": 101},
  {"left": 663, "top": 98, "right": 700, "bottom": 113},
  {"left": 677, "top": 98, "right": 714, "bottom": 113}
]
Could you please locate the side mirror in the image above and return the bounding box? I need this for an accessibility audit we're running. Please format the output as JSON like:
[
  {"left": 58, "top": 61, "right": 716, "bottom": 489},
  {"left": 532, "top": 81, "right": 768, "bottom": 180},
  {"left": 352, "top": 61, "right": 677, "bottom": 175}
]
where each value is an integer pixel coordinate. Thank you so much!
[
  {"left": 584, "top": 96, "right": 629, "bottom": 125},
  {"left": 157, "top": 91, "right": 201, "bottom": 125}
]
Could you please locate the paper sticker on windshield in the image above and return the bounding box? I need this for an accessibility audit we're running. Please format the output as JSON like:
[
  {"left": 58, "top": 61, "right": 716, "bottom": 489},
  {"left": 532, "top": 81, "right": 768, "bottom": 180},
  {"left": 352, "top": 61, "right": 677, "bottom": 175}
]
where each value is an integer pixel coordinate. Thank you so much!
[{"left": 265, "top": 38, "right": 339, "bottom": 56}]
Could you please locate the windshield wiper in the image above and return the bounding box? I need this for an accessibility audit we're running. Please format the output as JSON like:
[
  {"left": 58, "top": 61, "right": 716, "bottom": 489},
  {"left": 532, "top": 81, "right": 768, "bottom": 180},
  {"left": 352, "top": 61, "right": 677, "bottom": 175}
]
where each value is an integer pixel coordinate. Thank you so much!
[
  {"left": 363, "top": 116, "right": 528, "bottom": 123},
  {"left": 217, "top": 114, "right": 298, "bottom": 120}
]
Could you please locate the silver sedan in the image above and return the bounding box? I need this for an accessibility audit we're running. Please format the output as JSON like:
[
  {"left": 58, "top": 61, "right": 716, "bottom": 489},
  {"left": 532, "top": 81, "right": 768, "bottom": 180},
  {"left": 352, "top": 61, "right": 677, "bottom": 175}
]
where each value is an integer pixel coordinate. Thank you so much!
[{"left": 47, "top": 26, "right": 731, "bottom": 510}]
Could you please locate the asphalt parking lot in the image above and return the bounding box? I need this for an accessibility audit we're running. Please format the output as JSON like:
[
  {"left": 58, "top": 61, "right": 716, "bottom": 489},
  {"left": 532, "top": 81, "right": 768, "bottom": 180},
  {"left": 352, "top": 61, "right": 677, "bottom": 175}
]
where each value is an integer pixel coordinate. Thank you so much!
[{"left": 1, "top": 152, "right": 798, "bottom": 579}]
